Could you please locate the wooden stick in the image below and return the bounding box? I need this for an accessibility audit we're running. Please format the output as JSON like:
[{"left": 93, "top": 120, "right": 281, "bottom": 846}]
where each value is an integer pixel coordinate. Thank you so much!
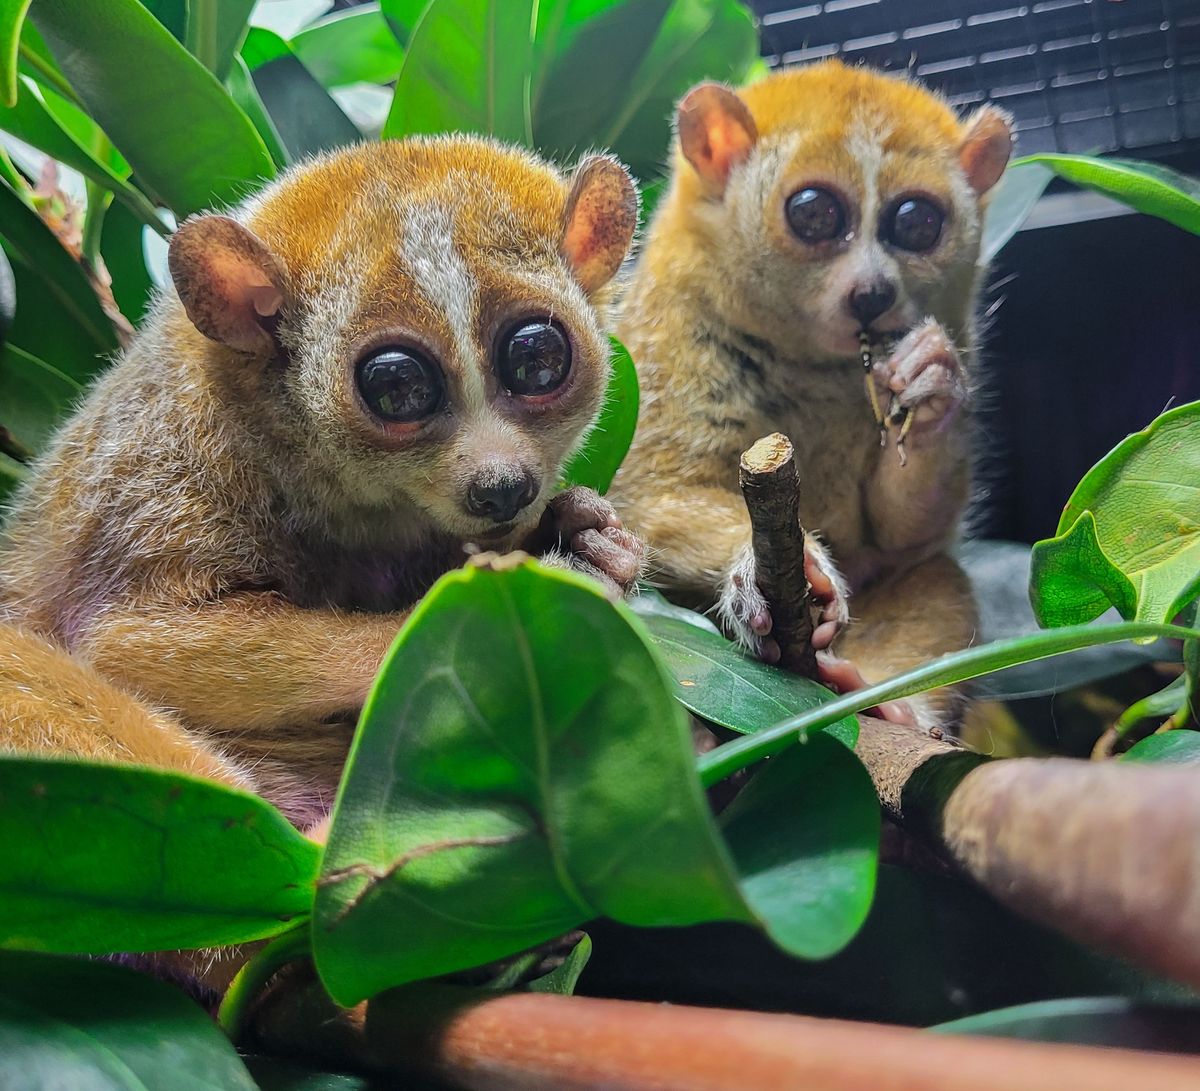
[
  {"left": 250, "top": 978, "right": 1200, "bottom": 1091},
  {"left": 738, "top": 434, "right": 817, "bottom": 677}
]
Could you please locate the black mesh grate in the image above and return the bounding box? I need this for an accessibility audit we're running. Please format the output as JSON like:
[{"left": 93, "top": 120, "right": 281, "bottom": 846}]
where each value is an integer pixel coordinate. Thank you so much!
[{"left": 750, "top": 0, "right": 1200, "bottom": 158}]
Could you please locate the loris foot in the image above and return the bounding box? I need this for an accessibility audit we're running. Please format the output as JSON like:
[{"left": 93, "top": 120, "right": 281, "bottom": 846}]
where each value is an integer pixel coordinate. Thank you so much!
[
  {"left": 717, "top": 537, "right": 849, "bottom": 663},
  {"left": 873, "top": 318, "right": 967, "bottom": 440},
  {"left": 540, "top": 486, "right": 645, "bottom": 597},
  {"left": 815, "top": 653, "right": 916, "bottom": 726}
]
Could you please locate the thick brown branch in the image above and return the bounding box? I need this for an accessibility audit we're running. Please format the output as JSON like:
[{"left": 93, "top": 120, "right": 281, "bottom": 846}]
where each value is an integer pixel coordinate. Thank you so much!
[{"left": 739, "top": 434, "right": 816, "bottom": 677}]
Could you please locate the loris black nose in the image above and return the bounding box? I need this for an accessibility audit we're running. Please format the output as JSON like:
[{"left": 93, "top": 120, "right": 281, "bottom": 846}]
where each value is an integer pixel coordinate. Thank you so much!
[
  {"left": 465, "top": 472, "right": 538, "bottom": 523},
  {"left": 848, "top": 280, "right": 897, "bottom": 326}
]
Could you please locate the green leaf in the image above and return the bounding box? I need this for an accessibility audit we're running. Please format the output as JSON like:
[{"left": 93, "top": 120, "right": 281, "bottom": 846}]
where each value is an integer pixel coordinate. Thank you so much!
[
  {"left": 30, "top": 0, "right": 275, "bottom": 216},
  {"left": 184, "top": 0, "right": 255, "bottom": 81},
  {"left": 0, "top": 0, "right": 32, "bottom": 106},
  {"left": 291, "top": 4, "right": 405, "bottom": 88},
  {"left": 382, "top": 0, "right": 534, "bottom": 144},
  {"left": 379, "top": 0, "right": 432, "bottom": 48},
  {"left": 981, "top": 161, "right": 1052, "bottom": 265},
  {"left": 528, "top": 932, "right": 591, "bottom": 995},
  {"left": 140, "top": 1, "right": 186, "bottom": 42},
  {"left": 0, "top": 237, "right": 12, "bottom": 343},
  {"left": 1030, "top": 401, "right": 1200, "bottom": 628},
  {"left": 0, "top": 177, "right": 119, "bottom": 375},
  {"left": 560, "top": 336, "right": 638, "bottom": 494},
  {"left": 99, "top": 201, "right": 155, "bottom": 325},
  {"left": 242, "top": 28, "right": 360, "bottom": 159},
  {"left": 242, "top": 1057, "right": 374, "bottom": 1091},
  {"left": 1013, "top": 153, "right": 1200, "bottom": 235},
  {"left": 225, "top": 54, "right": 290, "bottom": 171},
  {"left": 0, "top": 450, "right": 27, "bottom": 502},
  {"left": 1121, "top": 730, "right": 1200, "bottom": 765},
  {"left": 634, "top": 600, "right": 858, "bottom": 747},
  {"left": 0, "top": 343, "right": 80, "bottom": 454},
  {"left": 0, "top": 950, "right": 258, "bottom": 1090},
  {"left": 0, "top": 757, "right": 319, "bottom": 953},
  {"left": 0, "top": 76, "right": 164, "bottom": 232},
  {"left": 1113, "top": 674, "right": 1188, "bottom": 740},
  {"left": 933, "top": 996, "right": 1200, "bottom": 1053},
  {"left": 314, "top": 560, "right": 877, "bottom": 1004}
]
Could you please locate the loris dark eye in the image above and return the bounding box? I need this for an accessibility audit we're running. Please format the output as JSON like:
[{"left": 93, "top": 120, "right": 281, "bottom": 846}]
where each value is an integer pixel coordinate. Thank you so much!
[
  {"left": 355, "top": 347, "right": 444, "bottom": 422},
  {"left": 497, "top": 320, "right": 572, "bottom": 397},
  {"left": 886, "top": 197, "right": 945, "bottom": 252},
  {"left": 785, "top": 187, "right": 847, "bottom": 243}
]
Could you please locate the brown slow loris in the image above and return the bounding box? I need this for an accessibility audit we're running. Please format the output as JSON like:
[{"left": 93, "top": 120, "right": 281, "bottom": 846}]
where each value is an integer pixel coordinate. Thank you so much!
[
  {"left": 610, "top": 61, "right": 1014, "bottom": 730},
  {"left": 0, "top": 137, "right": 644, "bottom": 842}
]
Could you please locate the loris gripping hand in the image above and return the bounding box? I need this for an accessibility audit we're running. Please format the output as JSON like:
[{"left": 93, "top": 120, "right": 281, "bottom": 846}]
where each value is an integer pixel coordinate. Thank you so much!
[
  {"left": 537, "top": 486, "right": 645, "bottom": 597},
  {"left": 873, "top": 319, "right": 968, "bottom": 442}
]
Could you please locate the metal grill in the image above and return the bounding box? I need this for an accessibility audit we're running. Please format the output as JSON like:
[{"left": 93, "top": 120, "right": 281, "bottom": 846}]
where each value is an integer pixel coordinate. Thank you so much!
[{"left": 750, "top": 0, "right": 1200, "bottom": 158}]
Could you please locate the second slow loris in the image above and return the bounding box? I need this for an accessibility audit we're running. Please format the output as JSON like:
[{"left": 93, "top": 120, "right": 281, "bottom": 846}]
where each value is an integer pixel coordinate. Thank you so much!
[{"left": 610, "top": 61, "right": 1014, "bottom": 729}]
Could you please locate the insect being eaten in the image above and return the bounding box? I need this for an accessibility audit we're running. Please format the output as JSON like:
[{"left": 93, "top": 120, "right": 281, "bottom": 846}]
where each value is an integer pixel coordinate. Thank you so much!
[{"left": 858, "top": 328, "right": 915, "bottom": 467}]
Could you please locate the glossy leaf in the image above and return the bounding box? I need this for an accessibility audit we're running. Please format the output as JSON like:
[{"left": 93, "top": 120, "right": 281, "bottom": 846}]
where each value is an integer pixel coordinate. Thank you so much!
[
  {"left": 225, "top": 54, "right": 290, "bottom": 170},
  {"left": 0, "top": 450, "right": 26, "bottom": 502},
  {"left": 0, "top": 757, "right": 319, "bottom": 953},
  {"left": 0, "top": 177, "right": 119, "bottom": 374},
  {"left": 0, "top": 950, "right": 259, "bottom": 1090},
  {"left": 291, "top": 4, "right": 405, "bottom": 88},
  {"left": 184, "top": 0, "right": 255, "bottom": 81},
  {"left": 1030, "top": 401, "right": 1200, "bottom": 628},
  {"left": 141, "top": 0, "right": 187, "bottom": 42},
  {"left": 242, "top": 28, "right": 360, "bottom": 159},
  {"left": 0, "top": 76, "right": 164, "bottom": 231},
  {"left": 314, "top": 560, "right": 877, "bottom": 1004},
  {"left": 0, "top": 0, "right": 31, "bottom": 106},
  {"left": 1014, "top": 153, "right": 1200, "bottom": 235},
  {"left": 560, "top": 336, "right": 638, "bottom": 494},
  {"left": 30, "top": 0, "right": 275, "bottom": 216},
  {"left": 0, "top": 343, "right": 79, "bottom": 454},
  {"left": 528, "top": 933, "right": 591, "bottom": 995},
  {"left": 981, "top": 161, "right": 1053, "bottom": 265},
  {"left": 933, "top": 996, "right": 1200, "bottom": 1053},
  {"left": 633, "top": 598, "right": 858, "bottom": 747},
  {"left": 0, "top": 238, "right": 12, "bottom": 343},
  {"left": 382, "top": 0, "right": 534, "bottom": 144},
  {"left": 1121, "top": 730, "right": 1200, "bottom": 765},
  {"left": 100, "top": 200, "right": 156, "bottom": 325},
  {"left": 379, "top": 0, "right": 432, "bottom": 48},
  {"left": 242, "top": 1057, "right": 374, "bottom": 1091}
]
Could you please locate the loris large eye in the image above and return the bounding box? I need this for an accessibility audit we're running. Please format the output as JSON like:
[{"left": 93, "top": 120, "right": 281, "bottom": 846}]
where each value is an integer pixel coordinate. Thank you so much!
[
  {"left": 355, "top": 347, "right": 444, "bottom": 422},
  {"left": 885, "top": 196, "right": 945, "bottom": 252},
  {"left": 785, "top": 187, "right": 846, "bottom": 243},
  {"left": 496, "top": 320, "right": 572, "bottom": 397}
]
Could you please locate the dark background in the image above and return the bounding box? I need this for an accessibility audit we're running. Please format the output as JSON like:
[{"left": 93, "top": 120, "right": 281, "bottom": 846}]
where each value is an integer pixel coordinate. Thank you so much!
[{"left": 747, "top": 0, "right": 1200, "bottom": 542}]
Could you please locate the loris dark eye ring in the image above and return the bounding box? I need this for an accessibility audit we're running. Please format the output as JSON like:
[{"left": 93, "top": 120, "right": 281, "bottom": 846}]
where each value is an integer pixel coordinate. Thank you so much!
[
  {"left": 496, "top": 320, "right": 572, "bottom": 397},
  {"left": 885, "top": 196, "right": 945, "bottom": 252},
  {"left": 785, "top": 187, "right": 847, "bottom": 243},
  {"left": 355, "top": 347, "right": 444, "bottom": 422}
]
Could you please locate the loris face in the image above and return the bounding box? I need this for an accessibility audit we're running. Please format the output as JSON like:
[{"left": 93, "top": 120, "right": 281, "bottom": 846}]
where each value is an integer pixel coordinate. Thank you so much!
[
  {"left": 168, "top": 139, "right": 636, "bottom": 547},
  {"left": 674, "top": 62, "right": 1013, "bottom": 360}
]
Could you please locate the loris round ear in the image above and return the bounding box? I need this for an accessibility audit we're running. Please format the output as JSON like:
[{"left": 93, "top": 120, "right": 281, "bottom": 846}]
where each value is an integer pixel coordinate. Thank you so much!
[
  {"left": 561, "top": 155, "right": 638, "bottom": 295},
  {"left": 677, "top": 82, "right": 757, "bottom": 195},
  {"left": 168, "top": 215, "right": 288, "bottom": 356},
  {"left": 959, "top": 106, "right": 1015, "bottom": 196}
]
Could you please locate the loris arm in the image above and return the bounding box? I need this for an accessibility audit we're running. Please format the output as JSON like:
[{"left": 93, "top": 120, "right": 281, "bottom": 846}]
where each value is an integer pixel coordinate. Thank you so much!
[{"left": 74, "top": 594, "right": 406, "bottom": 733}]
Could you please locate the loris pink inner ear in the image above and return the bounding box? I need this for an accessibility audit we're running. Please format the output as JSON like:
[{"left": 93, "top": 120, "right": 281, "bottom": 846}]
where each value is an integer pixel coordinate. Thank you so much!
[
  {"left": 169, "top": 215, "right": 287, "bottom": 356},
  {"left": 561, "top": 155, "right": 638, "bottom": 295},
  {"left": 677, "top": 82, "right": 758, "bottom": 194},
  {"left": 959, "top": 106, "right": 1015, "bottom": 196}
]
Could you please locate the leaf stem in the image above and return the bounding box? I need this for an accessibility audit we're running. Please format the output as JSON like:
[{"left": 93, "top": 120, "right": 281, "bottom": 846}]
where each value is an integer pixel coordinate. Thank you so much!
[
  {"left": 697, "top": 622, "right": 1200, "bottom": 787},
  {"left": 216, "top": 924, "right": 311, "bottom": 1041},
  {"left": 185, "top": 0, "right": 220, "bottom": 74}
]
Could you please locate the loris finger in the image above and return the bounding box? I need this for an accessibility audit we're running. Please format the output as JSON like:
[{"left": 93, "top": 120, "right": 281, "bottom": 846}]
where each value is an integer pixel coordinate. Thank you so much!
[
  {"left": 571, "top": 527, "right": 642, "bottom": 587},
  {"left": 551, "top": 486, "right": 622, "bottom": 536},
  {"left": 817, "top": 653, "right": 916, "bottom": 725}
]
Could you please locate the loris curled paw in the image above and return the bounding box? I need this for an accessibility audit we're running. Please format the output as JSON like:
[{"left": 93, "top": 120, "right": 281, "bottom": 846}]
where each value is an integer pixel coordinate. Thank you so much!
[
  {"left": 535, "top": 486, "right": 645, "bottom": 597},
  {"left": 872, "top": 318, "right": 968, "bottom": 437}
]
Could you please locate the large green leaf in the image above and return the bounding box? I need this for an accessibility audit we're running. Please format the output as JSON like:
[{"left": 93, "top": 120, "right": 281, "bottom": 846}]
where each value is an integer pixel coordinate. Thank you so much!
[
  {"left": 291, "top": 4, "right": 405, "bottom": 88},
  {"left": 1013, "top": 153, "right": 1200, "bottom": 235},
  {"left": 0, "top": 0, "right": 31, "bottom": 106},
  {"left": 99, "top": 201, "right": 155, "bottom": 326},
  {"left": 0, "top": 176, "right": 119, "bottom": 375},
  {"left": 0, "top": 343, "right": 79, "bottom": 455},
  {"left": 0, "top": 450, "right": 26, "bottom": 503},
  {"left": 0, "top": 757, "right": 319, "bottom": 953},
  {"left": 314, "top": 560, "right": 878, "bottom": 1004},
  {"left": 1030, "top": 401, "right": 1200, "bottom": 628},
  {"left": 981, "top": 161, "right": 1053, "bottom": 265},
  {"left": 0, "top": 950, "right": 258, "bottom": 1090},
  {"left": 184, "top": 0, "right": 255, "bottom": 81},
  {"left": 225, "top": 54, "right": 290, "bottom": 170},
  {"left": 560, "top": 336, "right": 638, "bottom": 494},
  {"left": 1121, "top": 730, "right": 1200, "bottom": 765},
  {"left": 0, "top": 76, "right": 163, "bottom": 231},
  {"left": 632, "top": 594, "right": 858, "bottom": 747},
  {"left": 382, "top": 0, "right": 534, "bottom": 144},
  {"left": 379, "top": 0, "right": 432, "bottom": 48},
  {"left": 30, "top": 0, "right": 275, "bottom": 216},
  {"left": 242, "top": 28, "right": 360, "bottom": 160}
]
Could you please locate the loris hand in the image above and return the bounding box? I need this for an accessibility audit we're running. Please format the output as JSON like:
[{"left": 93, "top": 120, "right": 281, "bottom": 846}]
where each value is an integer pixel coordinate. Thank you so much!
[
  {"left": 873, "top": 319, "right": 967, "bottom": 439},
  {"left": 717, "top": 535, "right": 849, "bottom": 662},
  {"left": 540, "top": 486, "right": 645, "bottom": 598}
]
